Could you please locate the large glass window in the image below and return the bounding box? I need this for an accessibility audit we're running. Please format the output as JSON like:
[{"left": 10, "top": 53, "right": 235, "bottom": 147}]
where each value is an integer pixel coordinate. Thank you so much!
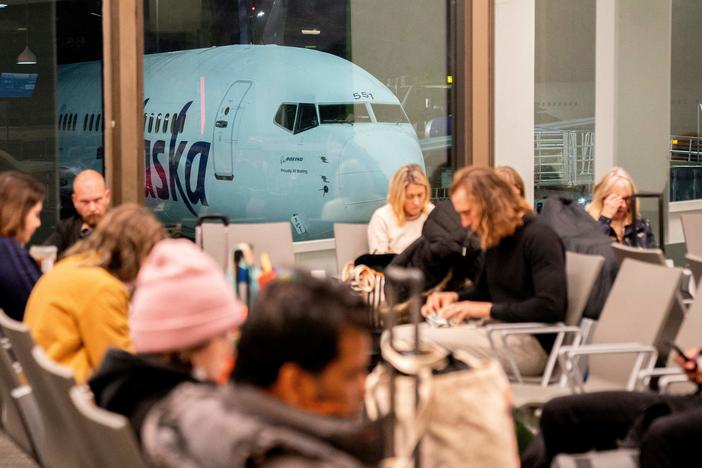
[
  {"left": 534, "top": 0, "right": 595, "bottom": 209},
  {"left": 670, "top": 0, "right": 702, "bottom": 202},
  {"left": 0, "top": 1, "right": 103, "bottom": 239},
  {"left": 140, "top": 0, "right": 456, "bottom": 241}
]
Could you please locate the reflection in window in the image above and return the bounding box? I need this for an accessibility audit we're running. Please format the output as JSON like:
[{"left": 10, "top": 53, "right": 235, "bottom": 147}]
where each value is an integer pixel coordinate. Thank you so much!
[
  {"left": 275, "top": 104, "right": 297, "bottom": 132},
  {"left": 319, "top": 104, "right": 370, "bottom": 124},
  {"left": 294, "top": 103, "right": 318, "bottom": 134},
  {"left": 372, "top": 104, "right": 409, "bottom": 124}
]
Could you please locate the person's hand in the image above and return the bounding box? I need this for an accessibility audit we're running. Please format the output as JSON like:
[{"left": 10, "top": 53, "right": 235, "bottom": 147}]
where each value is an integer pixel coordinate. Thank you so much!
[
  {"left": 673, "top": 346, "right": 702, "bottom": 384},
  {"left": 421, "top": 291, "right": 458, "bottom": 317},
  {"left": 438, "top": 301, "right": 492, "bottom": 324},
  {"left": 601, "top": 193, "right": 624, "bottom": 219}
]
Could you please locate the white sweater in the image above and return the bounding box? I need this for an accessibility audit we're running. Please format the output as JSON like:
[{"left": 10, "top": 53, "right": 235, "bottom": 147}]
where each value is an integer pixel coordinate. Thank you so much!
[{"left": 367, "top": 203, "right": 434, "bottom": 254}]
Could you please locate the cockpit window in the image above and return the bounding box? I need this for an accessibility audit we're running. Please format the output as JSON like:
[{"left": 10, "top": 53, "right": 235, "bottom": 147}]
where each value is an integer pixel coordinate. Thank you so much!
[
  {"left": 318, "top": 104, "right": 370, "bottom": 124},
  {"left": 275, "top": 104, "right": 297, "bottom": 132},
  {"left": 294, "top": 103, "right": 318, "bottom": 134},
  {"left": 372, "top": 104, "right": 409, "bottom": 124}
]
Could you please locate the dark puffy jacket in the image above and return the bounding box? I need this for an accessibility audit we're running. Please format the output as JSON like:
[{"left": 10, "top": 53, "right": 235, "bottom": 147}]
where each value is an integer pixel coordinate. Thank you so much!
[
  {"left": 540, "top": 197, "right": 618, "bottom": 319},
  {"left": 389, "top": 201, "right": 482, "bottom": 300}
]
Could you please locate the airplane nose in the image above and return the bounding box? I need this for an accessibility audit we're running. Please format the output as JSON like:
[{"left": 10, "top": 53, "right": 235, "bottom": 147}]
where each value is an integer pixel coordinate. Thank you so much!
[{"left": 335, "top": 129, "right": 424, "bottom": 219}]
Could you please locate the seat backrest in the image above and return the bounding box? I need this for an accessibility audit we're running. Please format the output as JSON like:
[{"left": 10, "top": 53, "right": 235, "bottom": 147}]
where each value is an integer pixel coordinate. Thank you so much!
[
  {"left": 69, "top": 386, "right": 148, "bottom": 468},
  {"left": 611, "top": 243, "right": 666, "bottom": 266},
  {"left": 0, "top": 310, "right": 85, "bottom": 468},
  {"left": 672, "top": 281, "right": 702, "bottom": 353},
  {"left": 198, "top": 221, "right": 295, "bottom": 270},
  {"left": 590, "top": 259, "right": 681, "bottom": 385},
  {"left": 32, "top": 346, "right": 102, "bottom": 467},
  {"left": 686, "top": 253, "right": 702, "bottom": 287},
  {"left": 681, "top": 213, "right": 702, "bottom": 256},
  {"left": 333, "top": 223, "right": 369, "bottom": 274},
  {"left": 564, "top": 252, "right": 605, "bottom": 326}
]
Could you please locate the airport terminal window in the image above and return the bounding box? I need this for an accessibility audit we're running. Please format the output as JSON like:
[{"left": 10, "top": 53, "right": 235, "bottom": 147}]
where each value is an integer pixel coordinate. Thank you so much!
[
  {"left": 275, "top": 104, "right": 297, "bottom": 132},
  {"left": 372, "top": 104, "right": 410, "bottom": 124},
  {"left": 319, "top": 104, "right": 370, "bottom": 124},
  {"left": 142, "top": 0, "right": 455, "bottom": 242},
  {"left": 294, "top": 104, "right": 318, "bottom": 134}
]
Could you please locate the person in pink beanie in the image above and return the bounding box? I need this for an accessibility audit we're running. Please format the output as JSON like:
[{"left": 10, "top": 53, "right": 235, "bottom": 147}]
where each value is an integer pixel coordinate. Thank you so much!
[{"left": 88, "top": 238, "right": 246, "bottom": 439}]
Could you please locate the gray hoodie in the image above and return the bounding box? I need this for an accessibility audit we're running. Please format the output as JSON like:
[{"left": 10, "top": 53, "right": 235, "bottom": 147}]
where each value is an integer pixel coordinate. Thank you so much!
[{"left": 141, "top": 383, "right": 384, "bottom": 467}]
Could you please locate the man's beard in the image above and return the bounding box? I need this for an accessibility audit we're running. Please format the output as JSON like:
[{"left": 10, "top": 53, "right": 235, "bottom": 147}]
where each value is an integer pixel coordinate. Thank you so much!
[{"left": 83, "top": 213, "right": 103, "bottom": 227}]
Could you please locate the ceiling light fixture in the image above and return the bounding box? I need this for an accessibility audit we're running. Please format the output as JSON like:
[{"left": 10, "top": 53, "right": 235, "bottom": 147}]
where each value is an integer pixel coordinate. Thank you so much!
[
  {"left": 301, "top": 28, "right": 320, "bottom": 36},
  {"left": 17, "top": 1, "right": 36, "bottom": 65}
]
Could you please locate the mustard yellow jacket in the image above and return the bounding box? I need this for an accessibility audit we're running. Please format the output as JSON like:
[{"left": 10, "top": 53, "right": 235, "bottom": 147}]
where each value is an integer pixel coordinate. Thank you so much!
[{"left": 24, "top": 254, "right": 134, "bottom": 383}]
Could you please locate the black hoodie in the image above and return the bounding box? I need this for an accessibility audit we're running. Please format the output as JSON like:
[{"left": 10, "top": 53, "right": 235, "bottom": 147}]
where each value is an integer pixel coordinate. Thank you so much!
[{"left": 88, "top": 348, "right": 199, "bottom": 439}]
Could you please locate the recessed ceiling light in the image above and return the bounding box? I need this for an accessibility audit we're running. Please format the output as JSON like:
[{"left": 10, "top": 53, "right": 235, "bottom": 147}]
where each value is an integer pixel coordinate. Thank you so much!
[
  {"left": 301, "top": 28, "right": 320, "bottom": 35},
  {"left": 0, "top": 4, "right": 8, "bottom": 9}
]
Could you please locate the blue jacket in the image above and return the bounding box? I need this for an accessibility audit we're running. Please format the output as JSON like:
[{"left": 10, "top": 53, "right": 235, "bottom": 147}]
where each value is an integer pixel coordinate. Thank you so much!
[{"left": 0, "top": 237, "right": 41, "bottom": 320}]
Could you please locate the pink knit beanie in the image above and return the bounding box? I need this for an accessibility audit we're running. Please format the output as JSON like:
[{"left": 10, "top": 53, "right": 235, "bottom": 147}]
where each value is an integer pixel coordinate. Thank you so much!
[{"left": 130, "top": 239, "right": 245, "bottom": 353}]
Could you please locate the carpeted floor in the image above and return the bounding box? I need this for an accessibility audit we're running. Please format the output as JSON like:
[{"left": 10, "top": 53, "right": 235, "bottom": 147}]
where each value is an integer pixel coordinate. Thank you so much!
[{"left": 0, "top": 431, "right": 37, "bottom": 467}]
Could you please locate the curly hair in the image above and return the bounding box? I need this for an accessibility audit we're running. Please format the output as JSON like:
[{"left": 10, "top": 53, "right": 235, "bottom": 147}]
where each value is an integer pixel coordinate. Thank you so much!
[
  {"left": 387, "top": 164, "right": 431, "bottom": 224},
  {"left": 450, "top": 166, "right": 532, "bottom": 250},
  {"left": 65, "top": 203, "right": 165, "bottom": 282},
  {"left": 0, "top": 171, "right": 45, "bottom": 242}
]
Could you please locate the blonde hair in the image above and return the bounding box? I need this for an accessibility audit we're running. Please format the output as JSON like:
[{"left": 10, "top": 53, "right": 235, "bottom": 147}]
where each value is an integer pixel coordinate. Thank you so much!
[
  {"left": 586, "top": 167, "right": 638, "bottom": 224},
  {"left": 65, "top": 203, "right": 165, "bottom": 282},
  {"left": 495, "top": 166, "right": 525, "bottom": 198},
  {"left": 387, "top": 164, "right": 431, "bottom": 224},
  {"left": 450, "top": 167, "right": 533, "bottom": 250},
  {"left": 0, "top": 171, "right": 45, "bottom": 242}
]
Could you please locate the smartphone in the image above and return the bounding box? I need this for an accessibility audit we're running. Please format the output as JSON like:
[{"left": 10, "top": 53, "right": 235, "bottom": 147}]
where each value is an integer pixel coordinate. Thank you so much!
[{"left": 667, "top": 341, "right": 698, "bottom": 370}]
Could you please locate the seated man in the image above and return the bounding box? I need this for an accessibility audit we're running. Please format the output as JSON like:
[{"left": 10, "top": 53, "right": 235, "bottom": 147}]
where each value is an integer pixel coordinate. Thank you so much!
[
  {"left": 43, "top": 169, "right": 111, "bottom": 257},
  {"left": 522, "top": 347, "right": 702, "bottom": 468},
  {"left": 24, "top": 204, "right": 165, "bottom": 383},
  {"left": 141, "top": 275, "right": 384, "bottom": 468}
]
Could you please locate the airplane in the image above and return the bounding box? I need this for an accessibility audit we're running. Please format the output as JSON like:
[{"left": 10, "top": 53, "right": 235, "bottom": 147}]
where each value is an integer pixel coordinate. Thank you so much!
[{"left": 56, "top": 44, "right": 426, "bottom": 241}]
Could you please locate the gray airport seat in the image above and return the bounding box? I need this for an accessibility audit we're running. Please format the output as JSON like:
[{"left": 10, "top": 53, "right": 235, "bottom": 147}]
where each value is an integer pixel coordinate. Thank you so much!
[
  {"left": 611, "top": 243, "right": 686, "bottom": 362},
  {"left": 552, "top": 449, "right": 639, "bottom": 468},
  {"left": 0, "top": 322, "right": 39, "bottom": 461},
  {"left": 196, "top": 219, "right": 295, "bottom": 270},
  {"left": 69, "top": 386, "right": 148, "bottom": 468},
  {"left": 333, "top": 223, "right": 369, "bottom": 275},
  {"left": 511, "top": 259, "right": 682, "bottom": 408},
  {"left": 686, "top": 253, "right": 702, "bottom": 287},
  {"left": 681, "top": 213, "right": 702, "bottom": 256},
  {"left": 486, "top": 252, "right": 605, "bottom": 385},
  {"left": 0, "top": 312, "right": 86, "bottom": 468},
  {"left": 31, "top": 346, "right": 105, "bottom": 467}
]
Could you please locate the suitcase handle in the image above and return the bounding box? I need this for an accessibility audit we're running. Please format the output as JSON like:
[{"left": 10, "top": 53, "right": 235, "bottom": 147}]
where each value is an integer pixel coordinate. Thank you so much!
[{"left": 196, "top": 214, "right": 229, "bottom": 227}]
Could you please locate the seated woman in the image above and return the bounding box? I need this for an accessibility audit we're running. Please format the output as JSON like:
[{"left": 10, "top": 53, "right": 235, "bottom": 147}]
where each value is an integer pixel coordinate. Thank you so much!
[
  {"left": 367, "top": 164, "right": 434, "bottom": 254},
  {"left": 586, "top": 166, "right": 656, "bottom": 248},
  {"left": 409, "top": 166, "right": 567, "bottom": 377},
  {"left": 0, "top": 171, "right": 45, "bottom": 321},
  {"left": 89, "top": 239, "right": 246, "bottom": 438}
]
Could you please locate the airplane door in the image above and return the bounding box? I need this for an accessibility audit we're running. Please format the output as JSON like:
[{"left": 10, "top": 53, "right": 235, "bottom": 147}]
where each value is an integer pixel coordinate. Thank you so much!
[{"left": 212, "top": 80, "right": 252, "bottom": 180}]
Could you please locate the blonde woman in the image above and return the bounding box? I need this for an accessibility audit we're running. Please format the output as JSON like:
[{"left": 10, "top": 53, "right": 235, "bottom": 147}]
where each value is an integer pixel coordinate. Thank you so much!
[
  {"left": 24, "top": 203, "right": 165, "bottom": 383},
  {"left": 402, "top": 167, "right": 566, "bottom": 377},
  {"left": 367, "top": 164, "right": 434, "bottom": 254},
  {"left": 586, "top": 167, "right": 655, "bottom": 248}
]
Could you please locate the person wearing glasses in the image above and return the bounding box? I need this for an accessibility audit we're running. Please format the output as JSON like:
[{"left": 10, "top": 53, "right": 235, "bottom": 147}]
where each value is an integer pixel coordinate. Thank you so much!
[{"left": 586, "top": 166, "right": 656, "bottom": 248}]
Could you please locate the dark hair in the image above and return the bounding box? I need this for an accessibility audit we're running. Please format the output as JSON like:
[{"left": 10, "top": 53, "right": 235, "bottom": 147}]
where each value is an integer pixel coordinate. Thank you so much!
[
  {"left": 0, "top": 171, "right": 45, "bottom": 241},
  {"left": 232, "top": 275, "right": 370, "bottom": 388}
]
